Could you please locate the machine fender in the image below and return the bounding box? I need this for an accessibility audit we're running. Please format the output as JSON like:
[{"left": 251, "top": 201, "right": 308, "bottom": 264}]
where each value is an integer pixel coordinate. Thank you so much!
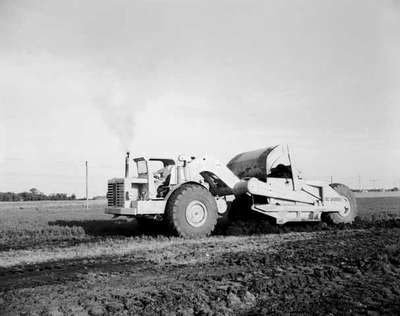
[
  {"left": 164, "top": 181, "right": 209, "bottom": 204},
  {"left": 165, "top": 181, "right": 230, "bottom": 215}
]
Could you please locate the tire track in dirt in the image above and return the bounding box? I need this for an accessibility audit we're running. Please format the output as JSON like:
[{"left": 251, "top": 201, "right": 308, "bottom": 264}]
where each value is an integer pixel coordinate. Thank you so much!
[
  {"left": 0, "top": 231, "right": 322, "bottom": 291},
  {"left": 0, "top": 230, "right": 320, "bottom": 269}
]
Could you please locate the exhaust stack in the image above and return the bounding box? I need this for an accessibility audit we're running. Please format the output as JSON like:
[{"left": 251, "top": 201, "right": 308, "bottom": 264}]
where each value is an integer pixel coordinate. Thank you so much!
[{"left": 125, "top": 151, "right": 130, "bottom": 178}]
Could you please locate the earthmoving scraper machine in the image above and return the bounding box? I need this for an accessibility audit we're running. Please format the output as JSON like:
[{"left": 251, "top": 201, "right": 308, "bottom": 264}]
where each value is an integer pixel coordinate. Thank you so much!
[{"left": 106, "top": 145, "right": 357, "bottom": 237}]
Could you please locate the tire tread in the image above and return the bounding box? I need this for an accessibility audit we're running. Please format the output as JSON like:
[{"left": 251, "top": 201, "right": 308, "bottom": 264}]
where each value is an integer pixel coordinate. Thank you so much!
[
  {"left": 324, "top": 183, "right": 358, "bottom": 224},
  {"left": 165, "top": 183, "right": 217, "bottom": 238}
]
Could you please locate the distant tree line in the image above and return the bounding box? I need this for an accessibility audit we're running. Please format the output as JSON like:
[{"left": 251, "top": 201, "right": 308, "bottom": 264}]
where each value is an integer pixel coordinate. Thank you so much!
[
  {"left": 352, "top": 187, "right": 399, "bottom": 193},
  {"left": 0, "top": 188, "right": 76, "bottom": 202}
]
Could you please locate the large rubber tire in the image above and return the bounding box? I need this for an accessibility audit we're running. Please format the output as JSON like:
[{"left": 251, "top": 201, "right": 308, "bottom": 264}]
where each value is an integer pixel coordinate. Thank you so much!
[
  {"left": 324, "top": 183, "right": 358, "bottom": 224},
  {"left": 214, "top": 201, "right": 233, "bottom": 234},
  {"left": 165, "top": 183, "right": 218, "bottom": 238}
]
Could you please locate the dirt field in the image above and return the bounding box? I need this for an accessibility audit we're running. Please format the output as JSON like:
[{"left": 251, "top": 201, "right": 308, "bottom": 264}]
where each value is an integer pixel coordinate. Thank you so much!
[{"left": 0, "top": 198, "right": 399, "bottom": 315}]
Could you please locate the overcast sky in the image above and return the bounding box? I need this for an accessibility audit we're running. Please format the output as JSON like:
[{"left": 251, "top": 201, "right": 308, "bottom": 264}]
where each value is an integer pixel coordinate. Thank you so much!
[{"left": 1, "top": 0, "right": 399, "bottom": 196}]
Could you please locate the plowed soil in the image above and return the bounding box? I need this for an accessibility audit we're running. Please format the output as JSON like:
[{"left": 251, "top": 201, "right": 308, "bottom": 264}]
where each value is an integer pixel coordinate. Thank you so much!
[
  {"left": 1, "top": 225, "right": 400, "bottom": 315},
  {"left": 0, "top": 198, "right": 400, "bottom": 315}
]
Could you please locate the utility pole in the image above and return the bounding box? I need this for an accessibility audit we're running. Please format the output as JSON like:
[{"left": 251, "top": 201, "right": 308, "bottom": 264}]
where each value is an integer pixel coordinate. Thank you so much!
[
  {"left": 358, "top": 174, "right": 362, "bottom": 191},
  {"left": 85, "top": 160, "right": 88, "bottom": 210},
  {"left": 330, "top": 176, "right": 333, "bottom": 184}
]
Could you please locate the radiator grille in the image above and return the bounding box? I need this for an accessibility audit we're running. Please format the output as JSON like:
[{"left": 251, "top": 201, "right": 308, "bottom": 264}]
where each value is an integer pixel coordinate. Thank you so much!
[{"left": 107, "top": 181, "right": 124, "bottom": 207}]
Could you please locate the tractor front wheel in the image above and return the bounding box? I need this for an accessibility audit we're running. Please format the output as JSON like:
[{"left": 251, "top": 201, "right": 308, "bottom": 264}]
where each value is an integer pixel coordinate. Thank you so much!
[{"left": 165, "top": 183, "right": 218, "bottom": 238}]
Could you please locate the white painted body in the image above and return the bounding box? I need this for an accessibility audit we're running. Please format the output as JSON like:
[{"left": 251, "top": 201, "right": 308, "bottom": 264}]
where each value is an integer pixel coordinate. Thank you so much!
[{"left": 106, "top": 145, "right": 350, "bottom": 224}]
